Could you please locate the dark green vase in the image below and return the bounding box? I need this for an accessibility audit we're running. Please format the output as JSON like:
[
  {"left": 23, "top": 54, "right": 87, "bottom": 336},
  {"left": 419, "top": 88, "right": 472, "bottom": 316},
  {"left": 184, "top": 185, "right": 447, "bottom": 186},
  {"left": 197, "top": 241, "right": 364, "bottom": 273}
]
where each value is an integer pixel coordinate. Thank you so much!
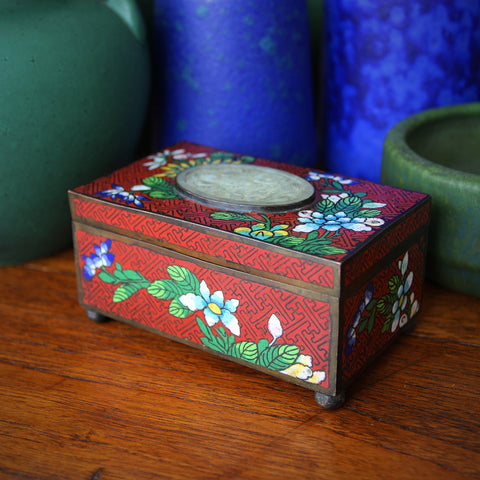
[
  {"left": 0, "top": 0, "right": 150, "bottom": 265},
  {"left": 381, "top": 103, "right": 480, "bottom": 298}
]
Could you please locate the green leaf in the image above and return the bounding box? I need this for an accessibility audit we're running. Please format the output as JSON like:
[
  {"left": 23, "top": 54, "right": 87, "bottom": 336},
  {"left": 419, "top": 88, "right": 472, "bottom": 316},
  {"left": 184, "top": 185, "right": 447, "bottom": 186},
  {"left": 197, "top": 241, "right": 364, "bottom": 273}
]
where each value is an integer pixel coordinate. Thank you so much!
[
  {"left": 335, "top": 195, "right": 363, "bottom": 215},
  {"left": 331, "top": 180, "right": 345, "bottom": 191},
  {"left": 314, "top": 245, "right": 346, "bottom": 255},
  {"left": 142, "top": 176, "right": 166, "bottom": 187},
  {"left": 382, "top": 315, "right": 393, "bottom": 334},
  {"left": 230, "top": 341, "right": 259, "bottom": 363},
  {"left": 238, "top": 155, "right": 255, "bottom": 163},
  {"left": 367, "top": 309, "right": 376, "bottom": 333},
  {"left": 98, "top": 271, "right": 117, "bottom": 284},
  {"left": 113, "top": 283, "right": 143, "bottom": 303},
  {"left": 208, "top": 151, "right": 256, "bottom": 164},
  {"left": 389, "top": 275, "right": 401, "bottom": 294},
  {"left": 122, "top": 269, "right": 147, "bottom": 281},
  {"left": 294, "top": 240, "right": 346, "bottom": 256},
  {"left": 259, "top": 344, "right": 300, "bottom": 371},
  {"left": 112, "top": 268, "right": 128, "bottom": 281},
  {"left": 147, "top": 279, "right": 183, "bottom": 300},
  {"left": 257, "top": 338, "right": 270, "bottom": 356},
  {"left": 358, "top": 317, "right": 368, "bottom": 334},
  {"left": 306, "top": 231, "right": 319, "bottom": 241},
  {"left": 149, "top": 190, "right": 178, "bottom": 199},
  {"left": 216, "top": 327, "right": 228, "bottom": 341},
  {"left": 362, "top": 202, "right": 386, "bottom": 208},
  {"left": 200, "top": 337, "right": 228, "bottom": 353},
  {"left": 273, "top": 236, "right": 304, "bottom": 247},
  {"left": 376, "top": 297, "right": 390, "bottom": 315},
  {"left": 196, "top": 319, "right": 230, "bottom": 354},
  {"left": 197, "top": 317, "right": 212, "bottom": 338},
  {"left": 209, "top": 151, "right": 235, "bottom": 162},
  {"left": 210, "top": 211, "right": 257, "bottom": 222},
  {"left": 143, "top": 176, "right": 178, "bottom": 198},
  {"left": 356, "top": 209, "right": 382, "bottom": 218},
  {"left": 168, "top": 297, "right": 191, "bottom": 318},
  {"left": 315, "top": 199, "right": 336, "bottom": 215},
  {"left": 167, "top": 265, "right": 200, "bottom": 294}
]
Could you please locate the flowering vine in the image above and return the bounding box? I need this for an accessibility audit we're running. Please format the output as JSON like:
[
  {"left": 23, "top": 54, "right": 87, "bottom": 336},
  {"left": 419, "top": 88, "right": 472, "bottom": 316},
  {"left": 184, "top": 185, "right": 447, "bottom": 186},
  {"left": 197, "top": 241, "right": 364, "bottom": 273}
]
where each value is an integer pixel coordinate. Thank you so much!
[
  {"left": 80, "top": 240, "right": 326, "bottom": 385},
  {"left": 345, "top": 251, "right": 420, "bottom": 357}
]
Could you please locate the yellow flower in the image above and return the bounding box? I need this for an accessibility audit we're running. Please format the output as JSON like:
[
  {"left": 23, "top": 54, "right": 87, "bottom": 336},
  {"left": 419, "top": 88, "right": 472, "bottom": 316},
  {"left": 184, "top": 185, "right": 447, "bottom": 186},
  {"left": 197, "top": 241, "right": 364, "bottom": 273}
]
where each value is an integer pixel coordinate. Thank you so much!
[
  {"left": 234, "top": 223, "right": 289, "bottom": 240},
  {"left": 281, "top": 354, "right": 326, "bottom": 384}
]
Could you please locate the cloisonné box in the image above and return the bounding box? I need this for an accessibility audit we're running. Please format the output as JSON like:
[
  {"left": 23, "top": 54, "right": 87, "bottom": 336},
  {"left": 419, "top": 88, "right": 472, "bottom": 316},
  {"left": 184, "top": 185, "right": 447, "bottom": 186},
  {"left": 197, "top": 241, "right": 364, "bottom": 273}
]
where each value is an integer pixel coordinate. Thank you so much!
[{"left": 69, "top": 141, "right": 430, "bottom": 408}]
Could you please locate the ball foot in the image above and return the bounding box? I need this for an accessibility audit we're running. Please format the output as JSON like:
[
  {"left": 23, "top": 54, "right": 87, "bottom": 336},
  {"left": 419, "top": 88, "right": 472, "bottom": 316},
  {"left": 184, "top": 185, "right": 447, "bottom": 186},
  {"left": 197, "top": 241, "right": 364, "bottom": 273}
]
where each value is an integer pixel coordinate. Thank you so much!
[
  {"left": 314, "top": 391, "right": 346, "bottom": 410},
  {"left": 85, "top": 309, "right": 110, "bottom": 323}
]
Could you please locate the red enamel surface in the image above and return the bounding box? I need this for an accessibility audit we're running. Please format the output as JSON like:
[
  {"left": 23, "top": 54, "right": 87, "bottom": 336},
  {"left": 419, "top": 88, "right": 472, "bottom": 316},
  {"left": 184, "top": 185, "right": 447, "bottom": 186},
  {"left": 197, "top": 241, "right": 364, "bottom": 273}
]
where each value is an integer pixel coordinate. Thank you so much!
[
  {"left": 72, "top": 141, "right": 429, "bottom": 274},
  {"left": 73, "top": 198, "right": 336, "bottom": 290},
  {"left": 341, "top": 236, "right": 427, "bottom": 383},
  {"left": 76, "top": 229, "right": 332, "bottom": 389}
]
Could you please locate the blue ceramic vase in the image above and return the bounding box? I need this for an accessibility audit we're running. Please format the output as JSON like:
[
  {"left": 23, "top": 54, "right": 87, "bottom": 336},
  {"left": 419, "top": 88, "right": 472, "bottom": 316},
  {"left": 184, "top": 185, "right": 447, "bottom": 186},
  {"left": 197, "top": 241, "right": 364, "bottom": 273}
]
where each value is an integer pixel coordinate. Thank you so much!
[
  {"left": 323, "top": 0, "right": 480, "bottom": 182},
  {"left": 152, "top": 0, "right": 317, "bottom": 167}
]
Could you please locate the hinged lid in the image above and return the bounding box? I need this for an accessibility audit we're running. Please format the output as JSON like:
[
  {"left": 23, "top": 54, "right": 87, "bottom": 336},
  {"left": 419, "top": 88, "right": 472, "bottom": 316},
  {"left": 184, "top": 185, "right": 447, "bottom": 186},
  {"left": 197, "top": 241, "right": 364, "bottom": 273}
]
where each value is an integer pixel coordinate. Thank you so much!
[{"left": 69, "top": 141, "right": 430, "bottom": 298}]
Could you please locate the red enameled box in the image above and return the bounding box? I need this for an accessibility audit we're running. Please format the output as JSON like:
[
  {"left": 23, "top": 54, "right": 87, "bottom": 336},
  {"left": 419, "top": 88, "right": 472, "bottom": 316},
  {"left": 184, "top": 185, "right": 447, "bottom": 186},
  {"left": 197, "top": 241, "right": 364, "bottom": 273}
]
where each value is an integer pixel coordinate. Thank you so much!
[{"left": 69, "top": 141, "right": 430, "bottom": 408}]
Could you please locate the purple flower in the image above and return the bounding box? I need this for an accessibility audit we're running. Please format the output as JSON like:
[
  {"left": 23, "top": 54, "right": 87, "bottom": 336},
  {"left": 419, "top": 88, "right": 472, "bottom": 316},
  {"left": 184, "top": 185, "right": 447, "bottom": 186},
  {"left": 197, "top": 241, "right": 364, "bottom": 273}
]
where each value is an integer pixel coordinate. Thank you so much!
[
  {"left": 82, "top": 255, "right": 97, "bottom": 280},
  {"left": 82, "top": 240, "right": 115, "bottom": 280},
  {"left": 95, "top": 184, "right": 150, "bottom": 207},
  {"left": 346, "top": 283, "right": 374, "bottom": 357},
  {"left": 306, "top": 171, "right": 358, "bottom": 184}
]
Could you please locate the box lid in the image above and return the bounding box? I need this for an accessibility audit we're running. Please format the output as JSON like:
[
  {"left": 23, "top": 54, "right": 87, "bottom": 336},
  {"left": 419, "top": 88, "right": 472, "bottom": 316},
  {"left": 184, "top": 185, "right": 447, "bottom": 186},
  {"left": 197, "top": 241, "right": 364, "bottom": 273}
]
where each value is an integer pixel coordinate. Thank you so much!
[{"left": 69, "top": 141, "right": 430, "bottom": 298}]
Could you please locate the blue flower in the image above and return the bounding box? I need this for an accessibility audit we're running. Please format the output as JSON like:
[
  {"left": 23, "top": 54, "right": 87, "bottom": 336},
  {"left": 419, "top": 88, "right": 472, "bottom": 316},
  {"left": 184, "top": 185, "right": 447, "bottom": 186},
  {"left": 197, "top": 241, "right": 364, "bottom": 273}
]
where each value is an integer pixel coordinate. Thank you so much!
[
  {"left": 179, "top": 281, "right": 240, "bottom": 336},
  {"left": 306, "top": 171, "right": 358, "bottom": 184},
  {"left": 294, "top": 210, "right": 372, "bottom": 233},
  {"left": 82, "top": 255, "right": 97, "bottom": 281},
  {"left": 96, "top": 184, "right": 150, "bottom": 207},
  {"left": 346, "top": 283, "right": 374, "bottom": 356},
  {"left": 81, "top": 240, "right": 115, "bottom": 280}
]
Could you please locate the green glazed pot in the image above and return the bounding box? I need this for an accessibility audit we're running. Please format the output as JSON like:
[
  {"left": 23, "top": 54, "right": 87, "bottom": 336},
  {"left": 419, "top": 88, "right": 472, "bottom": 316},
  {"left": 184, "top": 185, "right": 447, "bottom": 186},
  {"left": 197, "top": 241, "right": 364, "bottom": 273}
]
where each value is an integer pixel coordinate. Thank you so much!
[
  {"left": 0, "top": 0, "right": 150, "bottom": 265},
  {"left": 381, "top": 103, "right": 480, "bottom": 297}
]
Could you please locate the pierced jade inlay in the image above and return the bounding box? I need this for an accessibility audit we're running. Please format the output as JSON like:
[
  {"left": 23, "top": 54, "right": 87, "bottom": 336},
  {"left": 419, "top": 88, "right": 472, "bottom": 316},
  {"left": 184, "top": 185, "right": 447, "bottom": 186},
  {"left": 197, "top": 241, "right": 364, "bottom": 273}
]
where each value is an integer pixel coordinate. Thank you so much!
[{"left": 175, "top": 164, "right": 315, "bottom": 212}]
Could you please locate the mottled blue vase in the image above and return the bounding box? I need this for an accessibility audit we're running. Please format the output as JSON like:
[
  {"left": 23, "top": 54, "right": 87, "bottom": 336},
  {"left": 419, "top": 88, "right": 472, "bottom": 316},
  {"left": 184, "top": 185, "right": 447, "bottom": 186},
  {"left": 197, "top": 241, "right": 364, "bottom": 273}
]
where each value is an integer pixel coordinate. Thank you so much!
[
  {"left": 323, "top": 0, "right": 480, "bottom": 182},
  {"left": 152, "top": 0, "right": 317, "bottom": 167}
]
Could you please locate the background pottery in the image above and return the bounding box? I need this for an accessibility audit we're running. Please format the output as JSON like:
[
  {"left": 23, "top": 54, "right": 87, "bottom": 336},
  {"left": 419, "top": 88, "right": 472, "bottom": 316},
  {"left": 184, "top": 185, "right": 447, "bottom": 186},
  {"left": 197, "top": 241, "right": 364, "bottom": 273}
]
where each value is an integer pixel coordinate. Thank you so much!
[
  {"left": 151, "top": 0, "right": 317, "bottom": 167},
  {"left": 0, "top": 0, "right": 150, "bottom": 265},
  {"left": 381, "top": 103, "right": 480, "bottom": 297},
  {"left": 323, "top": 0, "right": 480, "bottom": 182}
]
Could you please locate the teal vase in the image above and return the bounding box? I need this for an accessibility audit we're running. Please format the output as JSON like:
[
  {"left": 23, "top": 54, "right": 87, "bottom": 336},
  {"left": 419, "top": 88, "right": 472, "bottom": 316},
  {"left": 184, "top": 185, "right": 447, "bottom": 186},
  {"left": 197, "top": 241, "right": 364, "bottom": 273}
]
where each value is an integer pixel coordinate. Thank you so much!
[{"left": 0, "top": 0, "right": 150, "bottom": 265}]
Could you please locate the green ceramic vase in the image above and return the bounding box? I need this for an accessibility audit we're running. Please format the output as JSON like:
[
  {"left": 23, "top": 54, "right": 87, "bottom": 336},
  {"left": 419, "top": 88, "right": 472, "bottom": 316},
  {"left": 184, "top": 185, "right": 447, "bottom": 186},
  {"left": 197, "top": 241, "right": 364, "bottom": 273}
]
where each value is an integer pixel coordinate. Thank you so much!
[
  {"left": 0, "top": 0, "right": 150, "bottom": 265},
  {"left": 381, "top": 103, "right": 480, "bottom": 297}
]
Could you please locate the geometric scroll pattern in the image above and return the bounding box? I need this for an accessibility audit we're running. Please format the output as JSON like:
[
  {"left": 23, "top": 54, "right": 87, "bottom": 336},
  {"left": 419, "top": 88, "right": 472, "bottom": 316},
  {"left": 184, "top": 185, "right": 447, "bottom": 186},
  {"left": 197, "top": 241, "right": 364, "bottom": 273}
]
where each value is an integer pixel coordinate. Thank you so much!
[
  {"left": 75, "top": 228, "right": 332, "bottom": 389},
  {"left": 71, "top": 140, "right": 430, "bottom": 271},
  {"left": 73, "top": 198, "right": 335, "bottom": 289},
  {"left": 342, "top": 200, "right": 430, "bottom": 286}
]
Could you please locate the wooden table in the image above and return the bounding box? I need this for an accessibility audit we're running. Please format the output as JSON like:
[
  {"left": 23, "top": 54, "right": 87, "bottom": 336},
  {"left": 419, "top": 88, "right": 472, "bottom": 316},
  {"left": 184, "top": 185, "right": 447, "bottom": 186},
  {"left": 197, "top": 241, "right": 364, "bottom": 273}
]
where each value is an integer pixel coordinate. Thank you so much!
[{"left": 1, "top": 249, "right": 479, "bottom": 479}]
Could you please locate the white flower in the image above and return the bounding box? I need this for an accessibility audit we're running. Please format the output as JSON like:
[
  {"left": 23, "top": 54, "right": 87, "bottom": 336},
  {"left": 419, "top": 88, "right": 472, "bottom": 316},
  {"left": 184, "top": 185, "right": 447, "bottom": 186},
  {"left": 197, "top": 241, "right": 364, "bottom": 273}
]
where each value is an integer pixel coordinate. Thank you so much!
[
  {"left": 306, "top": 171, "right": 358, "bottom": 184},
  {"left": 268, "top": 314, "right": 283, "bottom": 344},
  {"left": 320, "top": 193, "right": 349, "bottom": 203},
  {"left": 410, "top": 293, "right": 419, "bottom": 317},
  {"left": 180, "top": 281, "right": 240, "bottom": 336},
  {"left": 364, "top": 217, "right": 385, "bottom": 227},
  {"left": 391, "top": 260, "right": 414, "bottom": 332},
  {"left": 143, "top": 152, "right": 168, "bottom": 170}
]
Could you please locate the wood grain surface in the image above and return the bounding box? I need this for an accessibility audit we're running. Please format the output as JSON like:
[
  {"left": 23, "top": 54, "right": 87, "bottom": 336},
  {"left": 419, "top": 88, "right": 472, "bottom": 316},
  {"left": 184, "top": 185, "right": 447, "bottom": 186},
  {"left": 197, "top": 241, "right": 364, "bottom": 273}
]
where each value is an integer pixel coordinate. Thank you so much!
[{"left": 0, "top": 249, "right": 479, "bottom": 480}]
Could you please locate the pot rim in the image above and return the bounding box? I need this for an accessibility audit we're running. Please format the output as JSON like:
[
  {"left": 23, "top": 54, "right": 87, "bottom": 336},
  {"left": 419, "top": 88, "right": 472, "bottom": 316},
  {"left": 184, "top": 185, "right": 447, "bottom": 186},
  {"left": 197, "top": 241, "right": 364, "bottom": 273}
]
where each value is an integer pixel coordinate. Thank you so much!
[{"left": 383, "top": 102, "right": 480, "bottom": 191}]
